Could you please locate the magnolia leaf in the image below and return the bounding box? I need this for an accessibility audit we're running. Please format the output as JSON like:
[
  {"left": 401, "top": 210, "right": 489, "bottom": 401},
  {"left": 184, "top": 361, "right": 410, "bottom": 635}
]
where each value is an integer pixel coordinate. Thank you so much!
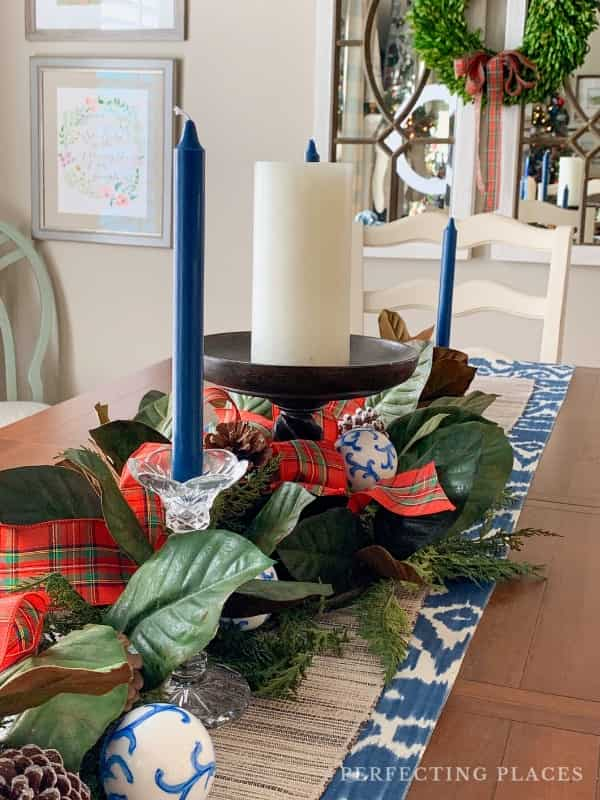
[
  {"left": 104, "top": 530, "right": 273, "bottom": 688},
  {"left": 94, "top": 402, "right": 110, "bottom": 426},
  {"left": 225, "top": 579, "right": 334, "bottom": 616},
  {"left": 229, "top": 392, "right": 273, "bottom": 419},
  {"left": 134, "top": 392, "right": 172, "bottom": 438},
  {"left": 0, "top": 625, "right": 129, "bottom": 717},
  {"left": 367, "top": 340, "right": 434, "bottom": 427},
  {"left": 398, "top": 412, "right": 451, "bottom": 455},
  {"left": 62, "top": 448, "right": 153, "bottom": 565},
  {"left": 7, "top": 685, "right": 127, "bottom": 773},
  {"left": 390, "top": 408, "right": 513, "bottom": 536},
  {"left": 0, "top": 466, "right": 102, "bottom": 525},
  {"left": 429, "top": 391, "right": 499, "bottom": 416},
  {"left": 389, "top": 405, "right": 493, "bottom": 457},
  {"left": 374, "top": 508, "right": 461, "bottom": 561},
  {"left": 355, "top": 545, "right": 426, "bottom": 585},
  {"left": 278, "top": 508, "right": 365, "bottom": 591},
  {"left": 420, "top": 346, "right": 477, "bottom": 403},
  {"left": 378, "top": 309, "right": 434, "bottom": 343},
  {"left": 246, "top": 482, "right": 316, "bottom": 555},
  {"left": 90, "top": 420, "right": 170, "bottom": 474},
  {"left": 138, "top": 389, "right": 167, "bottom": 413}
]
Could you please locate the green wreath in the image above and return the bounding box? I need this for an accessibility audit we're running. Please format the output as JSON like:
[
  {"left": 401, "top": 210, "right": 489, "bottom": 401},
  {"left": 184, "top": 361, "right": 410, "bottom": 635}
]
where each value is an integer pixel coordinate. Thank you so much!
[{"left": 409, "top": 0, "right": 600, "bottom": 105}]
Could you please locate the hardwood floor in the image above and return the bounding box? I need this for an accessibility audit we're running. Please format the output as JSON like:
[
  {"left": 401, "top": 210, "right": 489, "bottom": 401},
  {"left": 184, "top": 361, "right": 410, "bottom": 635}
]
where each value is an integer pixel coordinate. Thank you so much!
[{"left": 409, "top": 369, "right": 600, "bottom": 797}]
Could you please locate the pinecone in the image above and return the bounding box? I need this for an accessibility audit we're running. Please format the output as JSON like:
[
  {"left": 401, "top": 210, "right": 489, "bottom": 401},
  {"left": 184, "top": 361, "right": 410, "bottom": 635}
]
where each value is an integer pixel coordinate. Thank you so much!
[
  {"left": 0, "top": 745, "right": 91, "bottom": 800},
  {"left": 205, "top": 422, "right": 272, "bottom": 470},
  {"left": 337, "top": 407, "right": 386, "bottom": 437},
  {"left": 117, "top": 633, "right": 144, "bottom": 712}
]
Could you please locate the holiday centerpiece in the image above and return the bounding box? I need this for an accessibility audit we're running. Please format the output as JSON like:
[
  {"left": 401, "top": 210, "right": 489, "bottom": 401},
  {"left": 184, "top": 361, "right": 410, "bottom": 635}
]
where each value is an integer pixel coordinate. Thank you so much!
[
  {"left": 409, "top": 0, "right": 600, "bottom": 209},
  {"left": 0, "top": 125, "right": 555, "bottom": 798},
  {"left": 0, "top": 311, "right": 553, "bottom": 797}
]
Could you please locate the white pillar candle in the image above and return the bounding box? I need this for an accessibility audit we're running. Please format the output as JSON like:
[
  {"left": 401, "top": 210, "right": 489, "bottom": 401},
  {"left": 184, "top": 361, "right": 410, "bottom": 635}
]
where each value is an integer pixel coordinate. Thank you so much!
[
  {"left": 251, "top": 161, "right": 353, "bottom": 366},
  {"left": 558, "top": 157, "right": 584, "bottom": 208}
]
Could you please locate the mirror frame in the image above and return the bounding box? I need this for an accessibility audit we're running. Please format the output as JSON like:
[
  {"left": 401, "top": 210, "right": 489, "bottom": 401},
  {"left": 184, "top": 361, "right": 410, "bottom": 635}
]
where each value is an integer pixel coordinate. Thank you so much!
[{"left": 314, "top": 0, "right": 482, "bottom": 259}]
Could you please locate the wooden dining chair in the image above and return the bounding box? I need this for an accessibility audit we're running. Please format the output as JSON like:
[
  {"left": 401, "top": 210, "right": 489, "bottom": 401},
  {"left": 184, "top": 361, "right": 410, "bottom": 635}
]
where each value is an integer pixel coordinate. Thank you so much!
[
  {"left": 0, "top": 222, "right": 56, "bottom": 426},
  {"left": 351, "top": 212, "right": 573, "bottom": 362}
]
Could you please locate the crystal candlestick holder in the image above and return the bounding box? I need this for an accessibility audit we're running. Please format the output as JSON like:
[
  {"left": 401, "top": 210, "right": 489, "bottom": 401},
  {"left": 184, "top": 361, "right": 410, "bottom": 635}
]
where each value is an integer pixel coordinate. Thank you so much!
[
  {"left": 127, "top": 446, "right": 248, "bottom": 534},
  {"left": 127, "top": 445, "right": 252, "bottom": 727}
]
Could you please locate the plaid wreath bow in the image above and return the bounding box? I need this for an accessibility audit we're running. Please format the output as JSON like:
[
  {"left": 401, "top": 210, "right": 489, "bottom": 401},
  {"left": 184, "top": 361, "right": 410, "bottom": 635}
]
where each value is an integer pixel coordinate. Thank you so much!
[{"left": 454, "top": 50, "right": 537, "bottom": 211}]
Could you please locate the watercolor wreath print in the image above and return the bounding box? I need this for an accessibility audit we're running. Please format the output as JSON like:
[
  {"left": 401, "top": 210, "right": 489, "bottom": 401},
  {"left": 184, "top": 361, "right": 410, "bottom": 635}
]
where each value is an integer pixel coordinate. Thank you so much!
[{"left": 57, "top": 93, "right": 145, "bottom": 211}]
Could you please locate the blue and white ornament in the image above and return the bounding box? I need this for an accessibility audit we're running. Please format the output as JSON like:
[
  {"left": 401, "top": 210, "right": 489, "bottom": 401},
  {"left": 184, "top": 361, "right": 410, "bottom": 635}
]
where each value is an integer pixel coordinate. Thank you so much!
[
  {"left": 101, "top": 703, "right": 216, "bottom": 800},
  {"left": 336, "top": 426, "right": 398, "bottom": 491},
  {"left": 221, "top": 565, "right": 278, "bottom": 631}
]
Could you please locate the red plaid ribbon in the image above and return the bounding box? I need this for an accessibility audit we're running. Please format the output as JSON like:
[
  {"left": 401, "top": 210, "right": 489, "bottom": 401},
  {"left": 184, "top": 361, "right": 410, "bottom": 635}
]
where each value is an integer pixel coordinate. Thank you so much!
[
  {"left": 455, "top": 50, "right": 537, "bottom": 211},
  {"left": 0, "top": 520, "right": 138, "bottom": 607},
  {"left": 0, "top": 591, "right": 50, "bottom": 671},
  {"left": 204, "top": 388, "right": 454, "bottom": 517}
]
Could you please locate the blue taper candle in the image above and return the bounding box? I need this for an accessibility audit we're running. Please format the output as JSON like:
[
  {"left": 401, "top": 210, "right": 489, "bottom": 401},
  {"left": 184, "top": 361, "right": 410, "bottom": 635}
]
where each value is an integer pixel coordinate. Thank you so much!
[
  {"left": 435, "top": 217, "right": 458, "bottom": 348},
  {"left": 305, "top": 138, "right": 321, "bottom": 163},
  {"left": 541, "top": 150, "right": 551, "bottom": 201},
  {"left": 172, "top": 108, "right": 205, "bottom": 482}
]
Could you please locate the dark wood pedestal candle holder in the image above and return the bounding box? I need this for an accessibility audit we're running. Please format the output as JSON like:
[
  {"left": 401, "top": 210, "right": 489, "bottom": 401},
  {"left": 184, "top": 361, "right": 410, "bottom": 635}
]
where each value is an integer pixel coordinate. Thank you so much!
[{"left": 204, "top": 332, "right": 419, "bottom": 441}]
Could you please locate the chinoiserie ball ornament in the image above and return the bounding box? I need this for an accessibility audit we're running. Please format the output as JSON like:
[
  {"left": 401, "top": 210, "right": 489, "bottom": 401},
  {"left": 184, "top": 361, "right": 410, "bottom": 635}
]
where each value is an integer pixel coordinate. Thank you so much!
[
  {"left": 336, "top": 426, "right": 398, "bottom": 492},
  {"left": 101, "top": 703, "right": 216, "bottom": 800},
  {"left": 221, "top": 565, "right": 278, "bottom": 631},
  {"left": 0, "top": 744, "right": 91, "bottom": 800}
]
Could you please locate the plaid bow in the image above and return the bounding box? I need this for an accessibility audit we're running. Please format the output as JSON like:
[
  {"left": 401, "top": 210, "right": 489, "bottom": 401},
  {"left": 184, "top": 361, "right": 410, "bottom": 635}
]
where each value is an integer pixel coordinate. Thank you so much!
[
  {"left": 455, "top": 50, "right": 537, "bottom": 211},
  {"left": 0, "top": 591, "right": 50, "bottom": 671}
]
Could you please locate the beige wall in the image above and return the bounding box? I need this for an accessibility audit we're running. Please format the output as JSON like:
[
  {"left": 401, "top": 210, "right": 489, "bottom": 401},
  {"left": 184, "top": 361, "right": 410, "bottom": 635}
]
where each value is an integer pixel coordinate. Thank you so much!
[
  {"left": 2, "top": 0, "right": 600, "bottom": 404},
  {"left": 0, "top": 1, "right": 317, "bottom": 401}
]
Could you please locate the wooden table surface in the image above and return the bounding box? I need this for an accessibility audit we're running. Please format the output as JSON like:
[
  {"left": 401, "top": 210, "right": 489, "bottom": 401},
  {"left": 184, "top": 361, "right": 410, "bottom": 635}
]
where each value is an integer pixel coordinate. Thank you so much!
[{"left": 1, "top": 363, "right": 599, "bottom": 798}]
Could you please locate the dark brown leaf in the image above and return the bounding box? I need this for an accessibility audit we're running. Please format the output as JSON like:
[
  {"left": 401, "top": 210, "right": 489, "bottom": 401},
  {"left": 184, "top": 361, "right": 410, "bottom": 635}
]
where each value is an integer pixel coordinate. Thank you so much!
[
  {"left": 355, "top": 545, "right": 426, "bottom": 585},
  {"left": 420, "top": 346, "right": 477, "bottom": 403}
]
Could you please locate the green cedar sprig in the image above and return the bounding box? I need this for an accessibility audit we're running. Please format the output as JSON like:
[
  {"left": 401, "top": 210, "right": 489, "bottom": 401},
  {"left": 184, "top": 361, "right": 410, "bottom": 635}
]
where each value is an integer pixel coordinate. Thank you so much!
[
  {"left": 209, "top": 456, "right": 281, "bottom": 532},
  {"left": 354, "top": 580, "right": 413, "bottom": 684},
  {"left": 208, "top": 606, "right": 347, "bottom": 699},
  {"left": 407, "top": 528, "right": 558, "bottom": 586}
]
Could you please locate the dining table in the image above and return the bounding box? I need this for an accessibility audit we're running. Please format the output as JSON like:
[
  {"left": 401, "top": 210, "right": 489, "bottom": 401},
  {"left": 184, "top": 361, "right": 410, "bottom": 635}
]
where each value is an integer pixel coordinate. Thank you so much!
[{"left": 0, "top": 360, "right": 599, "bottom": 799}]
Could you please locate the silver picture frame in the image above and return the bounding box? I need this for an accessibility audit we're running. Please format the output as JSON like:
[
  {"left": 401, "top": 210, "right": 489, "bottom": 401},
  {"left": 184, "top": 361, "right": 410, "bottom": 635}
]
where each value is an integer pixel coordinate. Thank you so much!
[
  {"left": 31, "top": 57, "right": 175, "bottom": 248},
  {"left": 26, "top": 0, "right": 186, "bottom": 42}
]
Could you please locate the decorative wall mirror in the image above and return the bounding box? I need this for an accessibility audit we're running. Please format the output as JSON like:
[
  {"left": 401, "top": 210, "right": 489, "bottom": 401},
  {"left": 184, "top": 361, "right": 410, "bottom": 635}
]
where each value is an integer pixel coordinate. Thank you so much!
[
  {"left": 316, "top": 0, "right": 479, "bottom": 229},
  {"left": 498, "top": 0, "right": 600, "bottom": 264}
]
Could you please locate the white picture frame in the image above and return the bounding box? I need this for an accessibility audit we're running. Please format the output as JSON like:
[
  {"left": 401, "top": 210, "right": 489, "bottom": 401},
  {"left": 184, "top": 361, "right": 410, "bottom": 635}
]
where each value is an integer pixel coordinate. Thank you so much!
[
  {"left": 31, "top": 57, "right": 175, "bottom": 248},
  {"left": 576, "top": 75, "right": 600, "bottom": 120},
  {"left": 26, "top": 0, "right": 186, "bottom": 41}
]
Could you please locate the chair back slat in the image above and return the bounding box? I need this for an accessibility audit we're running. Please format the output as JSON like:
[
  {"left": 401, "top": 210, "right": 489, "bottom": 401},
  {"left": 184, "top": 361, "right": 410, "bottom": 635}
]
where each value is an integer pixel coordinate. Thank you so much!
[
  {"left": 355, "top": 212, "right": 573, "bottom": 363},
  {"left": 0, "top": 223, "right": 56, "bottom": 402},
  {"left": 0, "top": 297, "right": 18, "bottom": 401},
  {"left": 0, "top": 250, "right": 24, "bottom": 272}
]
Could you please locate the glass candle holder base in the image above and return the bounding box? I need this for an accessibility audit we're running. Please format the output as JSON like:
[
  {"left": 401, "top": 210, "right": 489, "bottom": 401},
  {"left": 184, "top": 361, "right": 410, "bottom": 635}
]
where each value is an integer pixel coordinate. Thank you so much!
[
  {"left": 127, "top": 446, "right": 248, "bottom": 534},
  {"left": 164, "top": 651, "right": 251, "bottom": 729}
]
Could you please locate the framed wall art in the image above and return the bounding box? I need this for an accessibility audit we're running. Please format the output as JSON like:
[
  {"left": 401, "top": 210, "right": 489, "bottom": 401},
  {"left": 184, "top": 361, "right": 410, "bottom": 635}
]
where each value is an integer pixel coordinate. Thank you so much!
[
  {"left": 31, "top": 57, "right": 175, "bottom": 248},
  {"left": 26, "top": 0, "right": 185, "bottom": 41}
]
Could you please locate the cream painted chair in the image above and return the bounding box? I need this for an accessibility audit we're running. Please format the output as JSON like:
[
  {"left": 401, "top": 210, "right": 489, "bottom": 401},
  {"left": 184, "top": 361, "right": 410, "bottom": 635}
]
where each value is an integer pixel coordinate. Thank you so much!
[
  {"left": 351, "top": 212, "right": 573, "bottom": 362},
  {"left": 0, "top": 222, "right": 56, "bottom": 426}
]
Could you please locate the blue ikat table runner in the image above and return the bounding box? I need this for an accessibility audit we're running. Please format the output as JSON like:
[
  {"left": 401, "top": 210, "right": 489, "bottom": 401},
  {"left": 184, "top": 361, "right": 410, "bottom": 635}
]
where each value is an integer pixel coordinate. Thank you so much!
[{"left": 322, "top": 359, "right": 575, "bottom": 800}]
